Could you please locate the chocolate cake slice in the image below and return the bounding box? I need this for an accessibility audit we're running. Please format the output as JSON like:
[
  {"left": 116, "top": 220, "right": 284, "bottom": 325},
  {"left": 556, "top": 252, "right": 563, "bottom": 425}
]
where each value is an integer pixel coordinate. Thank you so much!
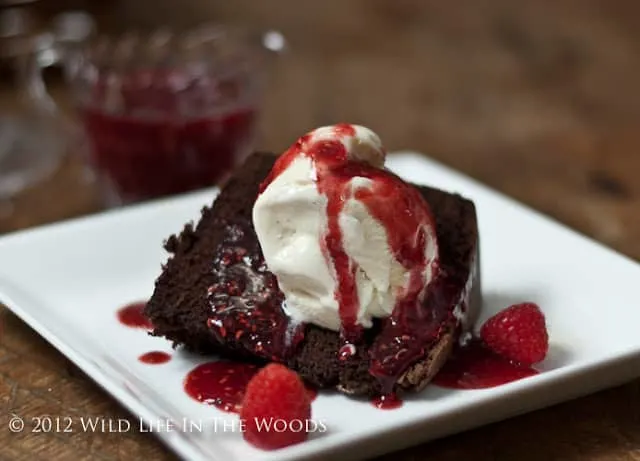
[{"left": 146, "top": 152, "right": 480, "bottom": 396}]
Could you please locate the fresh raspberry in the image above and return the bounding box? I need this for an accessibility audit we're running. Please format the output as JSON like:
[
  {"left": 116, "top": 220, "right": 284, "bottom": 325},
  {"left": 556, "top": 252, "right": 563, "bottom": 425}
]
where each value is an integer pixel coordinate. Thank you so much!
[
  {"left": 240, "top": 363, "right": 312, "bottom": 450},
  {"left": 480, "top": 302, "right": 548, "bottom": 366}
]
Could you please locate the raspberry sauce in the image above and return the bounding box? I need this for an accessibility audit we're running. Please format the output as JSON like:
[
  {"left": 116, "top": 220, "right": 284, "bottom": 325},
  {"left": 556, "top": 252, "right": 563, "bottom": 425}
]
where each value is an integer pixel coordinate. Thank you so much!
[
  {"left": 371, "top": 392, "right": 403, "bottom": 410},
  {"left": 80, "top": 68, "right": 257, "bottom": 203},
  {"left": 83, "top": 108, "right": 255, "bottom": 203},
  {"left": 205, "top": 222, "right": 304, "bottom": 361},
  {"left": 117, "top": 302, "right": 153, "bottom": 329},
  {"left": 184, "top": 361, "right": 260, "bottom": 413},
  {"left": 305, "top": 386, "right": 319, "bottom": 402},
  {"left": 138, "top": 351, "right": 171, "bottom": 364},
  {"left": 432, "top": 340, "right": 538, "bottom": 389},
  {"left": 338, "top": 343, "right": 356, "bottom": 360}
]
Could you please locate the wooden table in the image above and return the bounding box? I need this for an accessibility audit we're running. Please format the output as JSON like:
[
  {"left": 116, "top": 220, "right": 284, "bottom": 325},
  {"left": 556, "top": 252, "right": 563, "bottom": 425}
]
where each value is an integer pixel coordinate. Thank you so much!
[{"left": 2, "top": 1, "right": 640, "bottom": 459}]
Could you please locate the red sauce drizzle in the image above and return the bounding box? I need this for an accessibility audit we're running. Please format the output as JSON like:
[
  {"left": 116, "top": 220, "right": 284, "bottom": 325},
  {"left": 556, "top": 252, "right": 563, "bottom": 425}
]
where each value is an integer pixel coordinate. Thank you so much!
[
  {"left": 372, "top": 392, "right": 403, "bottom": 410},
  {"left": 117, "top": 302, "right": 153, "bottom": 329},
  {"left": 313, "top": 141, "right": 362, "bottom": 341},
  {"left": 138, "top": 351, "right": 171, "bottom": 364},
  {"left": 305, "top": 385, "right": 319, "bottom": 402},
  {"left": 205, "top": 223, "right": 304, "bottom": 362},
  {"left": 184, "top": 361, "right": 260, "bottom": 413},
  {"left": 432, "top": 340, "right": 538, "bottom": 389},
  {"left": 338, "top": 343, "right": 356, "bottom": 361},
  {"left": 332, "top": 123, "right": 357, "bottom": 137}
]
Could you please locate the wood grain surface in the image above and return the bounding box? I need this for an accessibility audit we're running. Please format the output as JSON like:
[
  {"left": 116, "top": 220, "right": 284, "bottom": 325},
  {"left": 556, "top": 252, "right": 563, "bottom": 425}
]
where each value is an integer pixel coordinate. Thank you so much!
[{"left": 1, "top": 1, "right": 640, "bottom": 460}]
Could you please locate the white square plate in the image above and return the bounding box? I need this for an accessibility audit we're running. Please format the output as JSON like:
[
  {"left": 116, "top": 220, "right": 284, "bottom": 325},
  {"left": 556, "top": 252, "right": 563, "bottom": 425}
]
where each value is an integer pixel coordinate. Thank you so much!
[{"left": 1, "top": 152, "right": 640, "bottom": 461}]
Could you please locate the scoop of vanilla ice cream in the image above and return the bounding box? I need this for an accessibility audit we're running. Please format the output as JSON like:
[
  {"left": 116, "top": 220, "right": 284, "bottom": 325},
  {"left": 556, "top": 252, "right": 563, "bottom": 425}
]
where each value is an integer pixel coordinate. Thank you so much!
[
  {"left": 311, "top": 125, "right": 386, "bottom": 168},
  {"left": 252, "top": 155, "right": 339, "bottom": 329},
  {"left": 252, "top": 125, "right": 436, "bottom": 332},
  {"left": 339, "top": 177, "right": 412, "bottom": 322}
]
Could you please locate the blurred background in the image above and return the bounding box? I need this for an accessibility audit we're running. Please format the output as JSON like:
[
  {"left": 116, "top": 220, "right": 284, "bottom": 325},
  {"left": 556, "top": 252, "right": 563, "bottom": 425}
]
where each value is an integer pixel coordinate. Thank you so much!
[
  {"left": 0, "top": 0, "right": 639, "bottom": 261},
  {"left": 1, "top": 2, "right": 640, "bottom": 460}
]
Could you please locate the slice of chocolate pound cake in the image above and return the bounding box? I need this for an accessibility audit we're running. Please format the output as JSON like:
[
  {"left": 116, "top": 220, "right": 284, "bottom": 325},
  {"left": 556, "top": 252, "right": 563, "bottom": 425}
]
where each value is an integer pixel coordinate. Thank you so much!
[{"left": 146, "top": 124, "right": 480, "bottom": 398}]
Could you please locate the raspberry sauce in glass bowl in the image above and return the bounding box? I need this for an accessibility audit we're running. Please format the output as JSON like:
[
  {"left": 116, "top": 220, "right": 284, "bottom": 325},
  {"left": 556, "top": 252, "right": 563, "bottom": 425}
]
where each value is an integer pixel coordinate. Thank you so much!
[{"left": 66, "top": 26, "right": 276, "bottom": 205}]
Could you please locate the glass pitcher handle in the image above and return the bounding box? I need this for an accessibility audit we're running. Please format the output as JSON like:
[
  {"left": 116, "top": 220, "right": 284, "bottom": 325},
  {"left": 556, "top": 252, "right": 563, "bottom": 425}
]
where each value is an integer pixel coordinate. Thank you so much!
[
  {"left": 16, "top": 11, "right": 97, "bottom": 187},
  {"left": 19, "top": 33, "right": 57, "bottom": 113},
  {"left": 21, "top": 11, "right": 95, "bottom": 114}
]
